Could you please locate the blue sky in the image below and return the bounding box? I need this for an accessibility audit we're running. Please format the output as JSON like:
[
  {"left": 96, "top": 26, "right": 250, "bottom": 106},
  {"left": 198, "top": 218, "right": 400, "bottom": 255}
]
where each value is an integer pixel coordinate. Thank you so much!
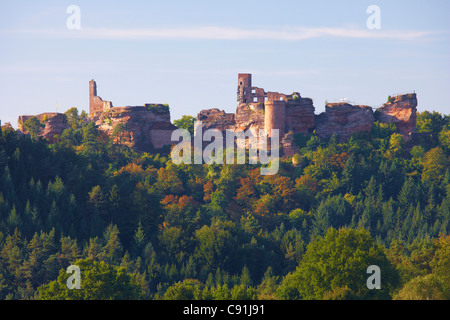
[{"left": 1, "top": 0, "right": 449, "bottom": 128}]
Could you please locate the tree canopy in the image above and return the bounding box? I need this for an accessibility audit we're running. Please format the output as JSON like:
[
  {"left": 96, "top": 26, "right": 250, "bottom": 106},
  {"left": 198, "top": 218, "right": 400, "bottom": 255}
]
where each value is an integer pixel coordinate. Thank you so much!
[{"left": 0, "top": 109, "right": 449, "bottom": 300}]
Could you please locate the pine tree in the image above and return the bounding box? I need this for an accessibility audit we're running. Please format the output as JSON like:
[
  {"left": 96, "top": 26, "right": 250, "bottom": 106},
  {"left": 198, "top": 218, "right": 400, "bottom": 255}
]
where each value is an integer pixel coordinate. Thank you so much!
[
  {"left": 7, "top": 206, "right": 22, "bottom": 232},
  {"left": 132, "top": 220, "right": 146, "bottom": 257},
  {"left": 100, "top": 223, "right": 123, "bottom": 265}
]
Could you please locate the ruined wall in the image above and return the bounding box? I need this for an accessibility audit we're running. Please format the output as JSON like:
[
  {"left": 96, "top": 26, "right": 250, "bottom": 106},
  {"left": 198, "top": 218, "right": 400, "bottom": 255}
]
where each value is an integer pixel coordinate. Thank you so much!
[
  {"left": 90, "top": 80, "right": 112, "bottom": 118},
  {"left": 315, "top": 103, "right": 374, "bottom": 140},
  {"left": 199, "top": 75, "right": 316, "bottom": 157},
  {"left": 266, "top": 91, "right": 287, "bottom": 102},
  {"left": 376, "top": 93, "right": 417, "bottom": 141},
  {"left": 237, "top": 73, "right": 253, "bottom": 104},
  {"left": 237, "top": 73, "right": 268, "bottom": 104},
  {"left": 88, "top": 81, "right": 176, "bottom": 151}
]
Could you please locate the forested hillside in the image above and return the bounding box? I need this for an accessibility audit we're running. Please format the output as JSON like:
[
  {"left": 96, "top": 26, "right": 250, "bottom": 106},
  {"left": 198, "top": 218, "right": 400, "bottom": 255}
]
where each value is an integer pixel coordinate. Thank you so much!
[{"left": 0, "top": 108, "right": 449, "bottom": 300}]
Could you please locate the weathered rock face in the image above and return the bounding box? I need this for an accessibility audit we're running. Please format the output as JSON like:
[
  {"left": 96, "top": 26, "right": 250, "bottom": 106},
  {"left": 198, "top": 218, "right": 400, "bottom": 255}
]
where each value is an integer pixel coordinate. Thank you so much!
[
  {"left": 376, "top": 93, "right": 417, "bottom": 141},
  {"left": 18, "top": 113, "right": 69, "bottom": 144},
  {"left": 281, "top": 132, "right": 297, "bottom": 157},
  {"left": 15, "top": 77, "right": 419, "bottom": 158},
  {"left": 285, "top": 98, "right": 315, "bottom": 134},
  {"left": 315, "top": 103, "right": 374, "bottom": 139},
  {"left": 197, "top": 108, "right": 236, "bottom": 132},
  {"left": 96, "top": 105, "right": 177, "bottom": 151},
  {"left": 235, "top": 103, "right": 264, "bottom": 132}
]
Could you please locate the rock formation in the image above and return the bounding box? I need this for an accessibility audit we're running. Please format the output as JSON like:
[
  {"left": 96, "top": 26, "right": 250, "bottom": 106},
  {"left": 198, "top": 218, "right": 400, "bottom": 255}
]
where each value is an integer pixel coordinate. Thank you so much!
[
  {"left": 235, "top": 103, "right": 265, "bottom": 132},
  {"left": 96, "top": 105, "right": 177, "bottom": 152},
  {"left": 376, "top": 93, "right": 417, "bottom": 141},
  {"left": 197, "top": 108, "right": 236, "bottom": 132},
  {"left": 18, "top": 113, "right": 69, "bottom": 144},
  {"left": 17, "top": 81, "right": 177, "bottom": 152},
  {"left": 285, "top": 96, "right": 315, "bottom": 134},
  {"left": 15, "top": 74, "right": 418, "bottom": 157},
  {"left": 315, "top": 103, "right": 374, "bottom": 140},
  {"left": 197, "top": 74, "right": 417, "bottom": 156},
  {"left": 88, "top": 81, "right": 177, "bottom": 151}
]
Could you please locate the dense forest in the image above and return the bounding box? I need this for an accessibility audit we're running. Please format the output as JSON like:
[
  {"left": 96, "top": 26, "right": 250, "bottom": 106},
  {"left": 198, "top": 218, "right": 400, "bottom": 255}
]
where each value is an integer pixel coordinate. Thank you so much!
[{"left": 0, "top": 108, "right": 449, "bottom": 300}]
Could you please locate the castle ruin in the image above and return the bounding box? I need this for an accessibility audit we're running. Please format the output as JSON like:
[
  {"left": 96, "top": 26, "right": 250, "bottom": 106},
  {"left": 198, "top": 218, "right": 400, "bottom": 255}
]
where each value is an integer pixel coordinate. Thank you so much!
[
  {"left": 89, "top": 80, "right": 113, "bottom": 118},
  {"left": 198, "top": 73, "right": 417, "bottom": 156},
  {"left": 17, "top": 73, "right": 418, "bottom": 156},
  {"left": 18, "top": 80, "right": 177, "bottom": 152}
]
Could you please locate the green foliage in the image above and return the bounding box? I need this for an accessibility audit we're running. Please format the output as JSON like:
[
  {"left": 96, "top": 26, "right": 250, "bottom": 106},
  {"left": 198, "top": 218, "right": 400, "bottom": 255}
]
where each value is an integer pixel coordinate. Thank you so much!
[
  {"left": 173, "top": 115, "right": 196, "bottom": 136},
  {"left": 64, "top": 107, "right": 87, "bottom": 131},
  {"left": 439, "top": 127, "right": 450, "bottom": 153},
  {"left": 145, "top": 104, "right": 169, "bottom": 113},
  {"left": 37, "top": 258, "right": 144, "bottom": 300},
  {"left": 162, "top": 279, "right": 206, "bottom": 300},
  {"left": 277, "top": 228, "right": 399, "bottom": 300},
  {"left": 417, "top": 111, "right": 447, "bottom": 135},
  {"left": 421, "top": 147, "right": 449, "bottom": 186},
  {"left": 370, "top": 122, "right": 397, "bottom": 145},
  {"left": 23, "top": 117, "right": 44, "bottom": 140}
]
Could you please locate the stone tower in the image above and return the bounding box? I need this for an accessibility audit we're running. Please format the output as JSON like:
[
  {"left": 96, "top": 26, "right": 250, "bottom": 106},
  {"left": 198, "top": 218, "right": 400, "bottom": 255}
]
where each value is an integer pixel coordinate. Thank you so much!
[
  {"left": 89, "top": 80, "right": 112, "bottom": 118},
  {"left": 264, "top": 100, "right": 286, "bottom": 137},
  {"left": 89, "top": 80, "right": 101, "bottom": 115},
  {"left": 237, "top": 73, "right": 252, "bottom": 105}
]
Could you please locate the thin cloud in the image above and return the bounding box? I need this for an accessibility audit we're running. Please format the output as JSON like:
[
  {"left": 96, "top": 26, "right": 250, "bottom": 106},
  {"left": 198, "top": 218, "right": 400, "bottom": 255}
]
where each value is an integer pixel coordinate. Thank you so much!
[{"left": 2, "top": 25, "right": 436, "bottom": 41}]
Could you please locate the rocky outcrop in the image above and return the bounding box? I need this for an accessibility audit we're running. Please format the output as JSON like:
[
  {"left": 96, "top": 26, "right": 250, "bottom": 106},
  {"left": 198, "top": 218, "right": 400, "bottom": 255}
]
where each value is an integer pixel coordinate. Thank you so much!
[
  {"left": 285, "top": 97, "right": 315, "bottom": 134},
  {"left": 18, "top": 113, "right": 69, "bottom": 143},
  {"left": 197, "top": 108, "right": 236, "bottom": 132},
  {"left": 15, "top": 77, "right": 419, "bottom": 157},
  {"left": 376, "top": 93, "right": 417, "bottom": 141},
  {"left": 281, "top": 131, "right": 297, "bottom": 157},
  {"left": 96, "top": 105, "right": 177, "bottom": 151},
  {"left": 235, "top": 103, "right": 265, "bottom": 131},
  {"left": 315, "top": 103, "right": 374, "bottom": 139}
]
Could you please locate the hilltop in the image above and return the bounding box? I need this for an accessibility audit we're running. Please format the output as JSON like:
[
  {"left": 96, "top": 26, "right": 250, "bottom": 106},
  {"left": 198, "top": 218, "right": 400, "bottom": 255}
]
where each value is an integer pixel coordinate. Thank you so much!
[{"left": 15, "top": 74, "right": 418, "bottom": 156}]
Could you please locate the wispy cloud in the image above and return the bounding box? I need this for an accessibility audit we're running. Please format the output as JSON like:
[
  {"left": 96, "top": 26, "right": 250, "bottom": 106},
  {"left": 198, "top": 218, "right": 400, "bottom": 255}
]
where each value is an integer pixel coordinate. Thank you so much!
[{"left": 2, "top": 25, "right": 437, "bottom": 41}]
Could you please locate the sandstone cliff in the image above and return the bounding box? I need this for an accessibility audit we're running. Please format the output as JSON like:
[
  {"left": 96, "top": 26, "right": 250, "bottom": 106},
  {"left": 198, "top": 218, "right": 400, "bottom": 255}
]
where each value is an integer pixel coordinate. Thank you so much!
[
  {"left": 96, "top": 105, "right": 177, "bottom": 151},
  {"left": 197, "top": 108, "right": 236, "bottom": 132},
  {"left": 18, "top": 113, "right": 69, "bottom": 144},
  {"left": 235, "top": 103, "right": 265, "bottom": 132},
  {"left": 376, "top": 93, "right": 417, "bottom": 141},
  {"left": 285, "top": 97, "right": 315, "bottom": 134},
  {"left": 315, "top": 103, "right": 374, "bottom": 140},
  {"left": 17, "top": 105, "right": 177, "bottom": 152}
]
